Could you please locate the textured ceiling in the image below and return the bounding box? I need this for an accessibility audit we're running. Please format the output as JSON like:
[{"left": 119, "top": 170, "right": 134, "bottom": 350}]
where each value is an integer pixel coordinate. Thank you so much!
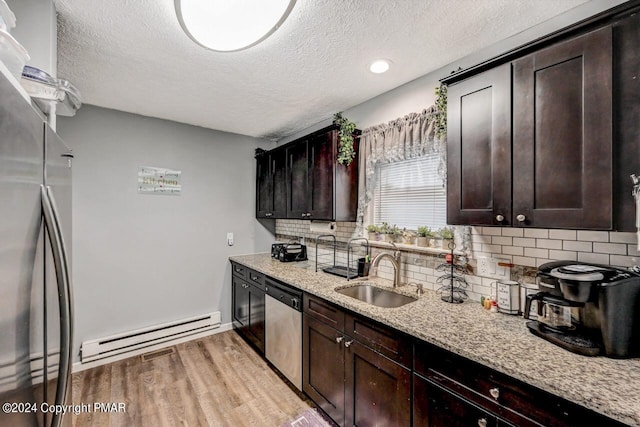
[{"left": 56, "top": 0, "right": 588, "bottom": 140}]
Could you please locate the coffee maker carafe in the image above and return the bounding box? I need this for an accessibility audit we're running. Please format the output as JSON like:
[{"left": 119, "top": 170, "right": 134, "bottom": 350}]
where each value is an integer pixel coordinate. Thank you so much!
[{"left": 525, "top": 261, "right": 640, "bottom": 358}]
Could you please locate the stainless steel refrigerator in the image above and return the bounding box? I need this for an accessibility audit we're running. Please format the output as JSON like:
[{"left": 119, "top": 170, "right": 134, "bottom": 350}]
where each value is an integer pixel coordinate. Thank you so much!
[{"left": 0, "top": 71, "right": 73, "bottom": 427}]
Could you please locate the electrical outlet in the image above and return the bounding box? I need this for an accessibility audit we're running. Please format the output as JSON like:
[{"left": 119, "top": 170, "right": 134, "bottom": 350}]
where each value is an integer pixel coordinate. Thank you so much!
[
  {"left": 227, "top": 232, "right": 234, "bottom": 246},
  {"left": 477, "top": 256, "right": 511, "bottom": 280}
]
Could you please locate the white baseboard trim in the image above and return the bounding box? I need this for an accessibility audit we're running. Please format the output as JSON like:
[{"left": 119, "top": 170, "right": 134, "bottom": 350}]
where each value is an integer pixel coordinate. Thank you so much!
[{"left": 72, "top": 322, "right": 233, "bottom": 373}]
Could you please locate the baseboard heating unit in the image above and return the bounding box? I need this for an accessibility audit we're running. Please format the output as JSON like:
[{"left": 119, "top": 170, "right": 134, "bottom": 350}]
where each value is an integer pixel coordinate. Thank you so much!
[{"left": 81, "top": 312, "right": 221, "bottom": 363}]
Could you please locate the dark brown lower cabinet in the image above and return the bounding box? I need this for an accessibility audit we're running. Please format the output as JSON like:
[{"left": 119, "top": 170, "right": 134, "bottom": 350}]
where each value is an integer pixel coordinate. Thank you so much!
[
  {"left": 232, "top": 276, "right": 249, "bottom": 329},
  {"left": 303, "top": 308, "right": 411, "bottom": 427},
  {"left": 247, "top": 283, "right": 265, "bottom": 350},
  {"left": 414, "top": 374, "right": 519, "bottom": 427},
  {"left": 345, "top": 339, "right": 411, "bottom": 427},
  {"left": 232, "top": 276, "right": 265, "bottom": 354},
  {"left": 414, "top": 340, "right": 626, "bottom": 427},
  {"left": 302, "top": 314, "right": 345, "bottom": 425}
]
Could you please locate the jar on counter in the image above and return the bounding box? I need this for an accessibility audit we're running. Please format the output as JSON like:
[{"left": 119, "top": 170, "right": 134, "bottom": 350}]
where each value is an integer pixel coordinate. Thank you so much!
[{"left": 495, "top": 280, "right": 521, "bottom": 315}]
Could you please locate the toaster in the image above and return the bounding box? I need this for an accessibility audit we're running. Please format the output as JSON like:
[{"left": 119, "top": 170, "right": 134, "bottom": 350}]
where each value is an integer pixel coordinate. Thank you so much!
[{"left": 274, "top": 243, "right": 307, "bottom": 262}]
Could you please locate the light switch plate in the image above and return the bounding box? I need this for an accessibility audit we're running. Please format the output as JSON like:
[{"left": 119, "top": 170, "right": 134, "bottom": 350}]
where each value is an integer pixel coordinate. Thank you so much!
[
  {"left": 227, "top": 232, "right": 234, "bottom": 246},
  {"left": 477, "top": 256, "right": 511, "bottom": 280}
]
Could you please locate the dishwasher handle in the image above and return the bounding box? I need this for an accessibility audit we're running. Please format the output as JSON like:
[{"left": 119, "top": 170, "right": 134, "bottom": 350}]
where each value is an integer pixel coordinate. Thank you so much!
[{"left": 265, "top": 278, "right": 302, "bottom": 311}]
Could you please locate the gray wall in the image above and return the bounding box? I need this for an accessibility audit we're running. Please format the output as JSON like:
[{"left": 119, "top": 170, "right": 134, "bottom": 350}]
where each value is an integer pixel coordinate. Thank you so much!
[{"left": 57, "top": 106, "right": 274, "bottom": 361}]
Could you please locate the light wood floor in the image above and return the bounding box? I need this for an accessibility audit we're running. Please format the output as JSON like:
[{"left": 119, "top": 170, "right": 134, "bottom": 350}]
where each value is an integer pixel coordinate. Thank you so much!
[{"left": 71, "top": 331, "right": 315, "bottom": 427}]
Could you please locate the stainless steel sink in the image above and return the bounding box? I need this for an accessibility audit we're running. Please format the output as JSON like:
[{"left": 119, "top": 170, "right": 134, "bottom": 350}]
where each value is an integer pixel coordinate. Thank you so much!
[{"left": 335, "top": 284, "right": 417, "bottom": 308}]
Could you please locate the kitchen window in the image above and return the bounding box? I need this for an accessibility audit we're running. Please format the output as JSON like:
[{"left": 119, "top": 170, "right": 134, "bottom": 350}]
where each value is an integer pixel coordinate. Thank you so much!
[{"left": 373, "top": 154, "right": 446, "bottom": 230}]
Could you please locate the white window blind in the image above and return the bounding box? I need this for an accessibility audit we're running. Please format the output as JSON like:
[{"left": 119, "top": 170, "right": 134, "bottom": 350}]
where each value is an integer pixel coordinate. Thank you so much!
[{"left": 373, "top": 155, "right": 446, "bottom": 230}]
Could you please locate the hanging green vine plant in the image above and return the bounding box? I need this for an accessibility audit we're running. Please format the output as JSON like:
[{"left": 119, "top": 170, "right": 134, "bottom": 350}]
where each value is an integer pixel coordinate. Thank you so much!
[
  {"left": 333, "top": 112, "right": 357, "bottom": 166},
  {"left": 434, "top": 83, "right": 447, "bottom": 140}
]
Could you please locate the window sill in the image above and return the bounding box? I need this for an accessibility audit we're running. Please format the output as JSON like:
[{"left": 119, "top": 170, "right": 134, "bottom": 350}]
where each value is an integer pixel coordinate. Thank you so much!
[{"left": 367, "top": 240, "right": 463, "bottom": 256}]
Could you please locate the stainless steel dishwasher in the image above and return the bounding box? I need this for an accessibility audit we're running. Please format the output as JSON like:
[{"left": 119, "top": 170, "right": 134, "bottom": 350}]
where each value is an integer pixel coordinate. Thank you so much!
[{"left": 264, "top": 277, "right": 302, "bottom": 390}]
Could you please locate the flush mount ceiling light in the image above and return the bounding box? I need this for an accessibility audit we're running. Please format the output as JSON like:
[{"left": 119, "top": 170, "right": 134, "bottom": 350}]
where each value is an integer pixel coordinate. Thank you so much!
[
  {"left": 369, "top": 59, "right": 391, "bottom": 74},
  {"left": 175, "top": 0, "right": 296, "bottom": 52}
]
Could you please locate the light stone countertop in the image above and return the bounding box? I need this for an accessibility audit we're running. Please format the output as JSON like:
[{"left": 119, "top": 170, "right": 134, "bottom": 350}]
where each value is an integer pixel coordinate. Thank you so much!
[{"left": 229, "top": 253, "right": 640, "bottom": 426}]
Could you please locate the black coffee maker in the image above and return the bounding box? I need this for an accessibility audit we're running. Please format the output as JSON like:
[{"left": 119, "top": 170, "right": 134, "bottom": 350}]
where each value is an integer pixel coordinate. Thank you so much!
[{"left": 524, "top": 261, "right": 640, "bottom": 358}]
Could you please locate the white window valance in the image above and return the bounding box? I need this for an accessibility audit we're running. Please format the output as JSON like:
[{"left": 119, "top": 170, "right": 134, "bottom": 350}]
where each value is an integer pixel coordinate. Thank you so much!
[
  {"left": 356, "top": 107, "right": 445, "bottom": 225},
  {"left": 356, "top": 106, "right": 470, "bottom": 253}
]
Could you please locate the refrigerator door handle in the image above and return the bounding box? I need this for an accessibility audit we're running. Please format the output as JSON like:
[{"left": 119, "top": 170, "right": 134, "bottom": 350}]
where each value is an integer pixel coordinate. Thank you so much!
[{"left": 41, "top": 185, "right": 73, "bottom": 427}]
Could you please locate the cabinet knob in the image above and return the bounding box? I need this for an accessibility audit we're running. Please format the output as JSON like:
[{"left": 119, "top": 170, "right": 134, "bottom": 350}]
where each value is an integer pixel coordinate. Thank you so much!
[
  {"left": 495, "top": 214, "right": 505, "bottom": 222},
  {"left": 516, "top": 214, "right": 526, "bottom": 222},
  {"left": 265, "top": 212, "right": 273, "bottom": 217},
  {"left": 344, "top": 340, "right": 354, "bottom": 348},
  {"left": 335, "top": 336, "right": 344, "bottom": 344},
  {"left": 306, "top": 213, "right": 312, "bottom": 218},
  {"left": 489, "top": 387, "right": 500, "bottom": 400},
  {"left": 478, "top": 418, "right": 487, "bottom": 427}
]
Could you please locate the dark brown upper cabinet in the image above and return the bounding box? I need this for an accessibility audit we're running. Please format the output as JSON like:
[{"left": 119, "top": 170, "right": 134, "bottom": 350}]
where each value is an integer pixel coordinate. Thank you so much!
[
  {"left": 612, "top": 11, "right": 640, "bottom": 232},
  {"left": 286, "top": 128, "right": 359, "bottom": 221},
  {"left": 256, "top": 147, "right": 287, "bottom": 218},
  {"left": 286, "top": 138, "right": 311, "bottom": 219},
  {"left": 256, "top": 124, "right": 359, "bottom": 221},
  {"left": 447, "top": 26, "right": 615, "bottom": 229},
  {"left": 512, "top": 26, "right": 612, "bottom": 229},
  {"left": 447, "top": 64, "right": 512, "bottom": 226}
]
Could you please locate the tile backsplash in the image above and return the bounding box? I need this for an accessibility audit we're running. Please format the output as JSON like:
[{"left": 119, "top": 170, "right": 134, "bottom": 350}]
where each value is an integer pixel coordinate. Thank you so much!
[
  {"left": 470, "top": 227, "right": 639, "bottom": 269},
  {"left": 274, "top": 219, "right": 639, "bottom": 303}
]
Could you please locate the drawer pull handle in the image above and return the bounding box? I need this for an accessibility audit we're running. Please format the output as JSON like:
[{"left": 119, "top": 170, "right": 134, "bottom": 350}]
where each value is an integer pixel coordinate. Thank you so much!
[
  {"left": 489, "top": 387, "right": 500, "bottom": 400},
  {"left": 516, "top": 214, "right": 526, "bottom": 222},
  {"left": 478, "top": 418, "right": 487, "bottom": 427},
  {"left": 344, "top": 340, "right": 353, "bottom": 348},
  {"left": 335, "top": 336, "right": 344, "bottom": 344}
]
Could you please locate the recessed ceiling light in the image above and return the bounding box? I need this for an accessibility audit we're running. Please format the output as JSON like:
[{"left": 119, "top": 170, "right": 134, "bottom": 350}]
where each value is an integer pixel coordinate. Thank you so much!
[
  {"left": 369, "top": 59, "right": 391, "bottom": 74},
  {"left": 175, "top": 0, "right": 296, "bottom": 52}
]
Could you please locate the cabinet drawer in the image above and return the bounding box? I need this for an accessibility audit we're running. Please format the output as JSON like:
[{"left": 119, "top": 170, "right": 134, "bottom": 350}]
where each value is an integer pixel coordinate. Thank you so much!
[
  {"left": 414, "top": 373, "right": 499, "bottom": 427},
  {"left": 345, "top": 313, "right": 412, "bottom": 368},
  {"left": 303, "top": 293, "right": 345, "bottom": 332},
  {"left": 246, "top": 268, "right": 265, "bottom": 290},
  {"left": 415, "top": 340, "right": 625, "bottom": 427},
  {"left": 231, "top": 262, "right": 246, "bottom": 280}
]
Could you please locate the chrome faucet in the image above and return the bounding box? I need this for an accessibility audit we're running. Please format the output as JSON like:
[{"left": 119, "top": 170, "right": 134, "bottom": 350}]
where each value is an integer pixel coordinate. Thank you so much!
[{"left": 371, "top": 244, "right": 402, "bottom": 287}]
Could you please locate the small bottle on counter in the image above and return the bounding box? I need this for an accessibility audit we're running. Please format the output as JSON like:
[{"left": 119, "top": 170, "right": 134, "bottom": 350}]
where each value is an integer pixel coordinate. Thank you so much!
[{"left": 490, "top": 299, "right": 498, "bottom": 313}]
